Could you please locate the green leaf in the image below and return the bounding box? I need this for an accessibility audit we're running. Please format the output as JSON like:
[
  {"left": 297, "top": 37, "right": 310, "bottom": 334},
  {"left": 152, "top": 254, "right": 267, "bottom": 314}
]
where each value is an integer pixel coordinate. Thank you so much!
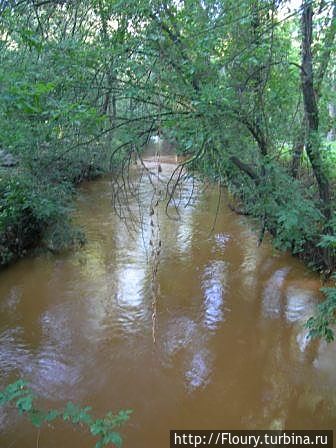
[
  {"left": 29, "top": 410, "right": 46, "bottom": 428},
  {"left": 16, "top": 394, "right": 34, "bottom": 414},
  {"left": 104, "top": 432, "right": 123, "bottom": 447}
]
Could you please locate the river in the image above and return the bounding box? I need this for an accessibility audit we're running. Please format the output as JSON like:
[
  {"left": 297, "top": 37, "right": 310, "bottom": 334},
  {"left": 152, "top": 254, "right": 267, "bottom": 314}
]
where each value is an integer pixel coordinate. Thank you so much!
[{"left": 0, "top": 152, "right": 335, "bottom": 447}]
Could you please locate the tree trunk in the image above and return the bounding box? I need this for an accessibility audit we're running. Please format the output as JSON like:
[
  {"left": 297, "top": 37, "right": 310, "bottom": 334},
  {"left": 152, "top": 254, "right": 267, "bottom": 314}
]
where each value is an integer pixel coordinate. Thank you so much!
[
  {"left": 301, "top": 1, "right": 332, "bottom": 220},
  {"left": 291, "top": 119, "right": 305, "bottom": 178},
  {"left": 292, "top": 0, "right": 336, "bottom": 179}
]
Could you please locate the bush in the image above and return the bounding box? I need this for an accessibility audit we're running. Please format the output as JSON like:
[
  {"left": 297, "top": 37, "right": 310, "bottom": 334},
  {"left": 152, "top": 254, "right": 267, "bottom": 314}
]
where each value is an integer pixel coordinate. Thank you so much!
[{"left": 0, "top": 173, "right": 81, "bottom": 266}]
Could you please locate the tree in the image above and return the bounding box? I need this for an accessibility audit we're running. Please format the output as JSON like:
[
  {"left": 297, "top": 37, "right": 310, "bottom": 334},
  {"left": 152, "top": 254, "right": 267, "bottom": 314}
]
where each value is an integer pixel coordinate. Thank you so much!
[{"left": 299, "top": 0, "right": 335, "bottom": 222}]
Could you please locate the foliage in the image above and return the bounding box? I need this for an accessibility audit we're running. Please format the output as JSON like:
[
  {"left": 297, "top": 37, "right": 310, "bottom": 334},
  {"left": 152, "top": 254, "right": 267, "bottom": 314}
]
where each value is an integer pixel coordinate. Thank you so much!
[
  {"left": 0, "top": 2, "right": 117, "bottom": 266},
  {"left": 306, "top": 280, "right": 336, "bottom": 343},
  {"left": 0, "top": 380, "right": 132, "bottom": 448},
  {"left": 0, "top": 173, "right": 82, "bottom": 264}
]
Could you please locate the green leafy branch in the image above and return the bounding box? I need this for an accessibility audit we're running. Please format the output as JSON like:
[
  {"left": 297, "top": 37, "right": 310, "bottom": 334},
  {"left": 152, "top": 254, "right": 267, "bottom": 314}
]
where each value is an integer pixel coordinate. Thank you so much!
[
  {"left": 305, "top": 283, "right": 336, "bottom": 343},
  {"left": 0, "top": 380, "right": 132, "bottom": 448}
]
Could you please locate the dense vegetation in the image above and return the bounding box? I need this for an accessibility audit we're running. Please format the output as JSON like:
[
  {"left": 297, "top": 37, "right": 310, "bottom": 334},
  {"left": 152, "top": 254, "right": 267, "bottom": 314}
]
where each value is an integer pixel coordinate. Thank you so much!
[{"left": 0, "top": 0, "right": 335, "bottom": 340}]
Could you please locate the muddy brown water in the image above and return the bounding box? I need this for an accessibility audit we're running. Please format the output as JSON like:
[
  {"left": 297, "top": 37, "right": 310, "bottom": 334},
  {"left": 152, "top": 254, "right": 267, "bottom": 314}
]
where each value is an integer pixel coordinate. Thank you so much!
[{"left": 0, "top": 154, "right": 335, "bottom": 447}]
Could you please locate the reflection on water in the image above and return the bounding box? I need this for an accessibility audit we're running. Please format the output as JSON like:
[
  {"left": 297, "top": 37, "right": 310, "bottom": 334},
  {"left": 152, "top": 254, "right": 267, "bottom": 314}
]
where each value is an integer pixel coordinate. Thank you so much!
[
  {"left": 262, "top": 268, "right": 290, "bottom": 319},
  {"left": 185, "top": 349, "right": 212, "bottom": 390},
  {"left": 202, "top": 260, "right": 227, "bottom": 330},
  {"left": 0, "top": 154, "right": 335, "bottom": 447},
  {"left": 285, "top": 287, "right": 315, "bottom": 323}
]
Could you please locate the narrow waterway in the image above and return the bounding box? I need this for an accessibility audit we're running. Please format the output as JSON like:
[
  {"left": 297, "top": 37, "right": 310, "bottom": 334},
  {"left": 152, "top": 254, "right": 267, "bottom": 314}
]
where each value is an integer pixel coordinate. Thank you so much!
[{"left": 0, "top": 152, "right": 335, "bottom": 447}]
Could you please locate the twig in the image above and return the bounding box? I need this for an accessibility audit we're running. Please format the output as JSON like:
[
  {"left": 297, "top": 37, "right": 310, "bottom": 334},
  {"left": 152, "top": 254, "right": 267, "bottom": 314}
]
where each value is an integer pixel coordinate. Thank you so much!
[{"left": 36, "top": 428, "right": 40, "bottom": 448}]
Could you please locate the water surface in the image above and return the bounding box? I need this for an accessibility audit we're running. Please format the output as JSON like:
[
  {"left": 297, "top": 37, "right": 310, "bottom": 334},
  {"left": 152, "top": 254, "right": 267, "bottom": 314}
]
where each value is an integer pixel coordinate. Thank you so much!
[{"left": 0, "top": 155, "right": 335, "bottom": 447}]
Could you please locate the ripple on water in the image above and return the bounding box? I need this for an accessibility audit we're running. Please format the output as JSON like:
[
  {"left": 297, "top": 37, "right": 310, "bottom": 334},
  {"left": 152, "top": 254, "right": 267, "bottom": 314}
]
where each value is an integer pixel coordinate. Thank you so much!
[
  {"left": 262, "top": 268, "right": 290, "bottom": 318},
  {"left": 185, "top": 349, "right": 212, "bottom": 391},
  {"left": 285, "top": 287, "right": 316, "bottom": 323},
  {"left": 162, "top": 316, "right": 197, "bottom": 357},
  {"left": 214, "top": 233, "right": 230, "bottom": 251},
  {"left": 0, "top": 327, "right": 30, "bottom": 376},
  {"left": 0, "top": 286, "right": 22, "bottom": 314},
  {"left": 29, "top": 351, "right": 82, "bottom": 400},
  {"left": 201, "top": 260, "right": 228, "bottom": 330}
]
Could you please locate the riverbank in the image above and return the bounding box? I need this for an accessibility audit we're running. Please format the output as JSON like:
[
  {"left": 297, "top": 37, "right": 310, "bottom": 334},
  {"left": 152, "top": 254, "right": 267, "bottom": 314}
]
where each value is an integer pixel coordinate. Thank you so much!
[
  {"left": 189, "top": 152, "right": 336, "bottom": 277},
  {"left": 0, "top": 153, "right": 108, "bottom": 269}
]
